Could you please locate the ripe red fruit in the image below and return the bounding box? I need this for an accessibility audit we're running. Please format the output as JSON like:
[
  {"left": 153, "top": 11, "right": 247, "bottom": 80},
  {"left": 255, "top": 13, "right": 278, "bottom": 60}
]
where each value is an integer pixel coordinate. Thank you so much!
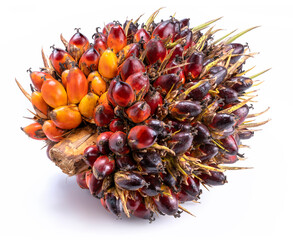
[
  {"left": 145, "top": 38, "right": 166, "bottom": 64},
  {"left": 94, "top": 103, "right": 115, "bottom": 127},
  {"left": 96, "top": 131, "right": 113, "bottom": 154},
  {"left": 68, "top": 29, "right": 89, "bottom": 61},
  {"left": 76, "top": 172, "right": 88, "bottom": 189},
  {"left": 125, "top": 72, "right": 150, "bottom": 98},
  {"left": 152, "top": 20, "right": 176, "bottom": 41},
  {"left": 93, "top": 155, "right": 115, "bottom": 179},
  {"left": 109, "top": 118, "right": 125, "bottom": 132},
  {"left": 144, "top": 90, "right": 163, "bottom": 115},
  {"left": 109, "top": 131, "right": 130, "bottom": 155},
  {"left": 128, "top": 125, "right": 157, "bottom": 149},
  {"left": 83, "top": 145, "right": 100, "bottom": 167},
  {"left": 184, "top": 52, "right": 204, "bottom": 79},
  {"left": 107, "top": 25, "right": 127, "bottom": 53},
  {"left": 79, "top": 47, "right": 100, "bottom": 76},
  {"left": 119, "top": 56, "right": 145, "bottom": 81},
  {"left": 153, "top": 73, "right": 180, "bottom": 94},
  {"left": 111, "top": 80, "right": 135, "bottom": 107},
  {"left": 134, "top": 28, "right": 151, "bottom": 45},
  {"left": 125, "top": 101, "right": 151, "bottom": 123},
  {"left": 153, "top": 190, "right": 179, "bottom": 216}
]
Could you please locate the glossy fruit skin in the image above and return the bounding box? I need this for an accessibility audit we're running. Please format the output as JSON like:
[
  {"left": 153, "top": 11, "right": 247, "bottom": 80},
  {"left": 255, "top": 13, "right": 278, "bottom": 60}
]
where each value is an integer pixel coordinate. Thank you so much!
[
  {"left": 126, "top": 192, "right": 143, "bottom": 212},
  {"left": 119, "top": 56, "right": 145, "bottom": 81},
  {"left": 93, "top": 155, "right": 115, "bottom": 179},
  {"left": 115, "top": 155, "right": 137, "bottom": 171},
  {"left": 107, "top": 25, "right": 127, "bottom": 53},
  {"left": 42, "top": 120, "right": 65, "bottom": 142},
  {"left": 29, "top": 71, "right": 55, "bottom": 91},
  {"left": 78, "top": 92, "right": 99, "bottom": 120},
  {"left": 109, "top": 131, "right": 130, "bottom": 155},
  {"left": 105, "top": 191, "right": 123, "bottom": 217},
  {"left": 31, "top": 91, "right": 49, "bottom": 118},
  {"left": 225, "top": 76, "right": 253, "bottom": 93},
  {"left": 144, "top": 90, "right": 163, "bottom": 115},
  {"left": 227, "top": 43, "right": 244, "bottom": 64},
  {"left": 50, "top": 105, "right": 82, "bottom": 129},
  {"left": 161, "top": 171, "right": 179, "bottom": 191},
  {"left": 218, "top": 87, "right": 238, "bottom": 104},
  {"left": 179, "top": 18, "right": 190, "bottom": 28},
  {"left": 114, "top": 171, "right": 146, "bottom": 191},
  {"left": 168, "top": 131, "right": 193, "bottom": 155},
  {"left": 49, "top": 48, "right": 75, "bottom": 75},
  {"left": 111, "top": 80, "right": 135, "bottom": 107},
  {"left": 123, "top": 20, "right": 138, "bottom": 39},
  {"left": 91, "top": 75, "right": 107, "bottom": 96},
  {"left": 109, "top": 118, "right": 124, "bottom": 132},
  {"left": 145, "top": 119, "right": 165, "bottom": 134},
  {"left": 177, "top": 176, "right": 200, "bottom": 202},
  {"left": 174, "top": 29, "right": 192, "bottom": 50},
  {"left": 186, "top": 81, "right": 211, "bottom": 101},
  {"left": 208, "top": 66, "right": 227, "bottom": 85},
  {"left": 21, "top": 122, "right": 47, "bottom": 140},
  {"left": 87, "top": 172, "right": 104, "bottom": 197},
  {"left": 128, "top": 125, "right": 157, "bottom": 149},
  {"left": 231, "top": 104, "right": 249, "bottom": 126},
  {"left": 103, "top": 22, "right": 115, "bottom": 35},
  {"left": 67, "top": 67, "right": 88, "bottom": 104},
  {"left": 119, "top": 43, "right": 140, "bottom": 59},
  {"left": 153, "top": 73, "right": 180, "bottom": 95},
  {"left": 68, "top": 31, "right": 90, "bottom": 61},
  {"left": 76, "top": 172, "right": 88, "bottom": 189},
  {"left": 126, "top": 101, "right": 151, "bottom": 123},
  {"left": 145, "top": 38, "right": 166, "bottom": 64},
  {"left": 208, "top": 113, "right": 236, "bottom": 131},
  {"left": 94, "top": 103, "right": 115, "bottom": 127},
  {"left": 125, "top": 72, "right": 149, "bottom": 98},
  {"left": 83, "top": 145, "right": 100, "bottom": 167},
  {"left": 184, "top": 52, "right": 204, "bottom": 79},
  {"left": 98, "top": 49, "right": 118, "bottom": 79},
  {"left": 219, "top": 135, "right": 238, "bottom": 155},
  {"left": 94, "top": 34, "right": 107, "bottom": 55},
  {"left": 96, "top": 131, "right": 113, "bottom": 154},
  {"left": 61, "top": 69, "right": 69, "bottom": 88},
  {"left": 238, "top": 129, "right": 254, "bottom": 140},
  {"left": 200, "top": 171, "right": 227, "bottom": 185},
  {"left": 134, "top": 28, "right": 151, "bottom": 46},
  {"left": 169, "top": 100, "right": 202, "bottom": 120},
  {"left": 197, "top": 143, "right": 219, "bottom": 162},
  {"left": 152, "top": 20, "right": 176, "bottom": 40},
  {"left": 132, "top": 202, "right": 153, "bottom": 220},
  {"left": 140, "top": 174, "right": 162, "bottom": 196},
  {"left": 154, "top": 190, "right": 178, "bottom": 216},
  {"left": 79, "top": 47, "right": 100, "bottom": 76},
  {"left": 168, "top": 44, "right": 184, "bottom": 62},
  {"left": 192, "top": 122, "right": 211, "bottom": 143},
  {"left": 41, "top": 78, "right": 68, "bottom": 108},
  {"left": 138, "top": 151, "right": 163, "bottom": 173}
]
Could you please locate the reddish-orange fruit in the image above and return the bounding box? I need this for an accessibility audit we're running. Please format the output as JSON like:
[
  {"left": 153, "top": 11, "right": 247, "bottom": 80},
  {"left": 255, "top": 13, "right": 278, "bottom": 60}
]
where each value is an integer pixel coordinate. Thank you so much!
[
  {"left": 28, "top": 70, "right": 55, "bottom": 91},
  {"left": 118, "top": 43, "right": 140, "bottom": 60},
  {"left": 94, "top": 103, "right": 115, "bottom": 127},
  {"left": 99, "top": 91, "right": 108, "bottom": 104},
  {"left": 125, "top": 72, "right": 150, "bottom": 98},
  {"left": 41, "top": 78, "right": 68, "bottom": 108},
  {"left": 66, "top": 67, "right": 88, "bottom": 104},
  {"left": 91, "top": 75, "right": 107, "bottom": 96},
  {"left": 94, "top": 34, "right": 108, "bottom": 55},
  {"left": 79, "top": 47, "right": 100, "bottom": 76},
  {"left": 103, "top": 22, "right": 115, "bottom": 35},
  {"left": 134, "top": 28, "right": 151, "bottom": 46},
  {"left": 98, "top": 49, "right": 118, "bottom": 79},
  {"left": 31, "top": 91, "right": 49, "bottom": 118},
  {"left": 50, "top": 105, "right": 82, "bottom": 129},
  {"left": 126, "top": 101, "right": 151, "bottom": 123},
  {"left": 67, "top": 29, "right": 90, "bottom": 61},
  {"left": 42, "top": 120, "right": 65, "bottom": 142},
  {"left": 49, "top": 47, "right": 75, "bottom": 75},
  {"left": 107, "top": 25, "right": 127, "bottom": 53},
  {"left": 21, "top": 122, "right": 47, "bottom": 140},
  {"left": 118, "top": 56, "right": 145, "bottom": 81},
  {"left": 61, "top": 69, "right": 69, "bottom": 88}
]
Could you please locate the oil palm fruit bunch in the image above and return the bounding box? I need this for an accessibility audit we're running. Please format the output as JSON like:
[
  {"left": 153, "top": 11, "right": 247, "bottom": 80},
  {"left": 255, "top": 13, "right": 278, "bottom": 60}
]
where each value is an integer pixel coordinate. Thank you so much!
[{"left": 17, "top": 8, "right": 270, "bottom": 222}]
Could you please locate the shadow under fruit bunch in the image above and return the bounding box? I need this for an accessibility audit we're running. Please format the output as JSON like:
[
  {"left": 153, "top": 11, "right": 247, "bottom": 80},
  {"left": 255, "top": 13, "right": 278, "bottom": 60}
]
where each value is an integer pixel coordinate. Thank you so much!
[{"left": 18, "top": 9, "right": 269, "bottom": 222}]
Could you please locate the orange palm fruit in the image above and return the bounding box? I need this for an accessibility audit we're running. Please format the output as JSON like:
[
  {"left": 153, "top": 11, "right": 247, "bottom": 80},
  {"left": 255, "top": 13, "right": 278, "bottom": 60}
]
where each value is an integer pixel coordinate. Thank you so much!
[
  {"left": 28, "top": 69, "right": 55, "bottom": 91},
  {"left": 107, "top": 25, "right": 127, "bottom": 53},
  {"left": 61, "top": 69, "right": 69, "bottom": 88},
  {"left": 50, "top": 105, "right": 82, "bottom": 129},
  {"left": 21, "top": 122, "right": 47, "bottom": 140},
  {"left": 79, "top": 47, "right": 100, "bottom": 76},
  {"left": 68, "top": 29, "right": 90, "bottom": 61},
  {"left": 49, "top": 47, "right": 75, "bottom": 75},
  {"left": 78, "top": 92, "right": 99, "bottom": 120},
  {"left": 42, "top": 120, "right": 65, "bottom": 142},
  {"left": 67, "top": 67, "right": 88, "bottom": 104},
  {"left": 31, "top": 91, "right": 49, "bottom": 118},
  {"left": 98, "top": 49, "right": 118, "bottom": 79},
  {"left": 91, "top": 75, "right": 107, "bottom": 96},
  {"left": 118, "top": 43, "right": 140, "bottom": 62},
  {"left": 87, "top": 71, "right": 100, "bottom": 83},
  {"left": 99, "top": 91, "right": 108, "bottom": 104},
  {"left": 41, "top": 78, "right": 68, "bottom": 108}
]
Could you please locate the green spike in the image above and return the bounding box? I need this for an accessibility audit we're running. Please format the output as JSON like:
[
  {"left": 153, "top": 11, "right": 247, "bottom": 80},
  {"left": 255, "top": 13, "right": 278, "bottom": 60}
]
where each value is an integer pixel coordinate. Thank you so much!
[
  {"left": 212, "top": 29, "right": 237, "bottom": 45},
  {"left": 249, "top": 68, "right": 271, "bottom": 79},
  {"left": 226, "top": 26, "right": 260, "bottom": 44},
  {"left": 192, "top": 17, "right": 222, "bottom": 32}
]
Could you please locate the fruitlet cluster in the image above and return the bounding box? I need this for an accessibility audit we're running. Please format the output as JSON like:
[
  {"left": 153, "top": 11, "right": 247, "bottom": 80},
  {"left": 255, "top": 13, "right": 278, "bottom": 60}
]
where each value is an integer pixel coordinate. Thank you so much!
[{"left": 19, "top": 10, "right": 269, "bottom": 221}]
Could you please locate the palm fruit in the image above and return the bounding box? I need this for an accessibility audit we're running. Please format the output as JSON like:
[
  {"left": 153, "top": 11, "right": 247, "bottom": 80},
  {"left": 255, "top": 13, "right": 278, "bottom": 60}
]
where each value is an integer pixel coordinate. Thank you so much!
[{"left": 17, "top": 9, "right": 270, "bottom": 222}]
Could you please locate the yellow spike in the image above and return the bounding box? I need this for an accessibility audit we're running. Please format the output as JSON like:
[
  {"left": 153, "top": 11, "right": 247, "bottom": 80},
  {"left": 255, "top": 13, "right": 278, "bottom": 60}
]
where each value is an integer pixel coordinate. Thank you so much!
[
  {"left": 225, "top": 26, "right": 260, "bottom": 44},
  {"left": 238, "top": 119, "right": 271, "bottom": 128},
  {"left": 218, "top": 96, "right": 256, "bottom": 114},
  {"left": 218, "top": 165, "right": 253, "bottom": 170},
  {"left": 249, "top": 68, "right": 271, "bottom": 79},
  {"left": 236, "top": 65, "right": 256, "bottom": 77},
  {"left": 60, "top": 33, "right": 68, "bottom": 48},
  {"left": 247, "top": 107, "right": 270, "bottom": 118},
  {"left": 15, "top": 79, "right": 31, "bottom": 102},
  {"left": 134, "top": 14, "right": 144, "bottom": 25},
  {"left": 212, "top": 29, "right": 237, "bottom": 45},
  {"left": 178, "top": 205, "right": 196, "bottom": 217},
  {"left": 145, "top": 7, "right": 165, "bottom": 31},
  {"left": 252, "top": 80, "right": 264, "bottom": 87},
  {"left": 151, "top": 143, "right": 175, "bottom": 156},
  {"left": 41, "top": 48, "right": 49, "bottom": 68},
  {"left": 192, "top": 17, "right": 223, "bottom": 33},
  {"left": 177, "top": 80, "right": 209, "bottom": 100}
]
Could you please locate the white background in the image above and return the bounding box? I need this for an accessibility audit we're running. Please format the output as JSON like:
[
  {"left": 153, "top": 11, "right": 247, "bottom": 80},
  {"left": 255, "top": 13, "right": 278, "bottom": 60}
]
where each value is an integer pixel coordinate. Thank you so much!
[{"left": 1, "top": 0, "right": 292, "bottom": 239}]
